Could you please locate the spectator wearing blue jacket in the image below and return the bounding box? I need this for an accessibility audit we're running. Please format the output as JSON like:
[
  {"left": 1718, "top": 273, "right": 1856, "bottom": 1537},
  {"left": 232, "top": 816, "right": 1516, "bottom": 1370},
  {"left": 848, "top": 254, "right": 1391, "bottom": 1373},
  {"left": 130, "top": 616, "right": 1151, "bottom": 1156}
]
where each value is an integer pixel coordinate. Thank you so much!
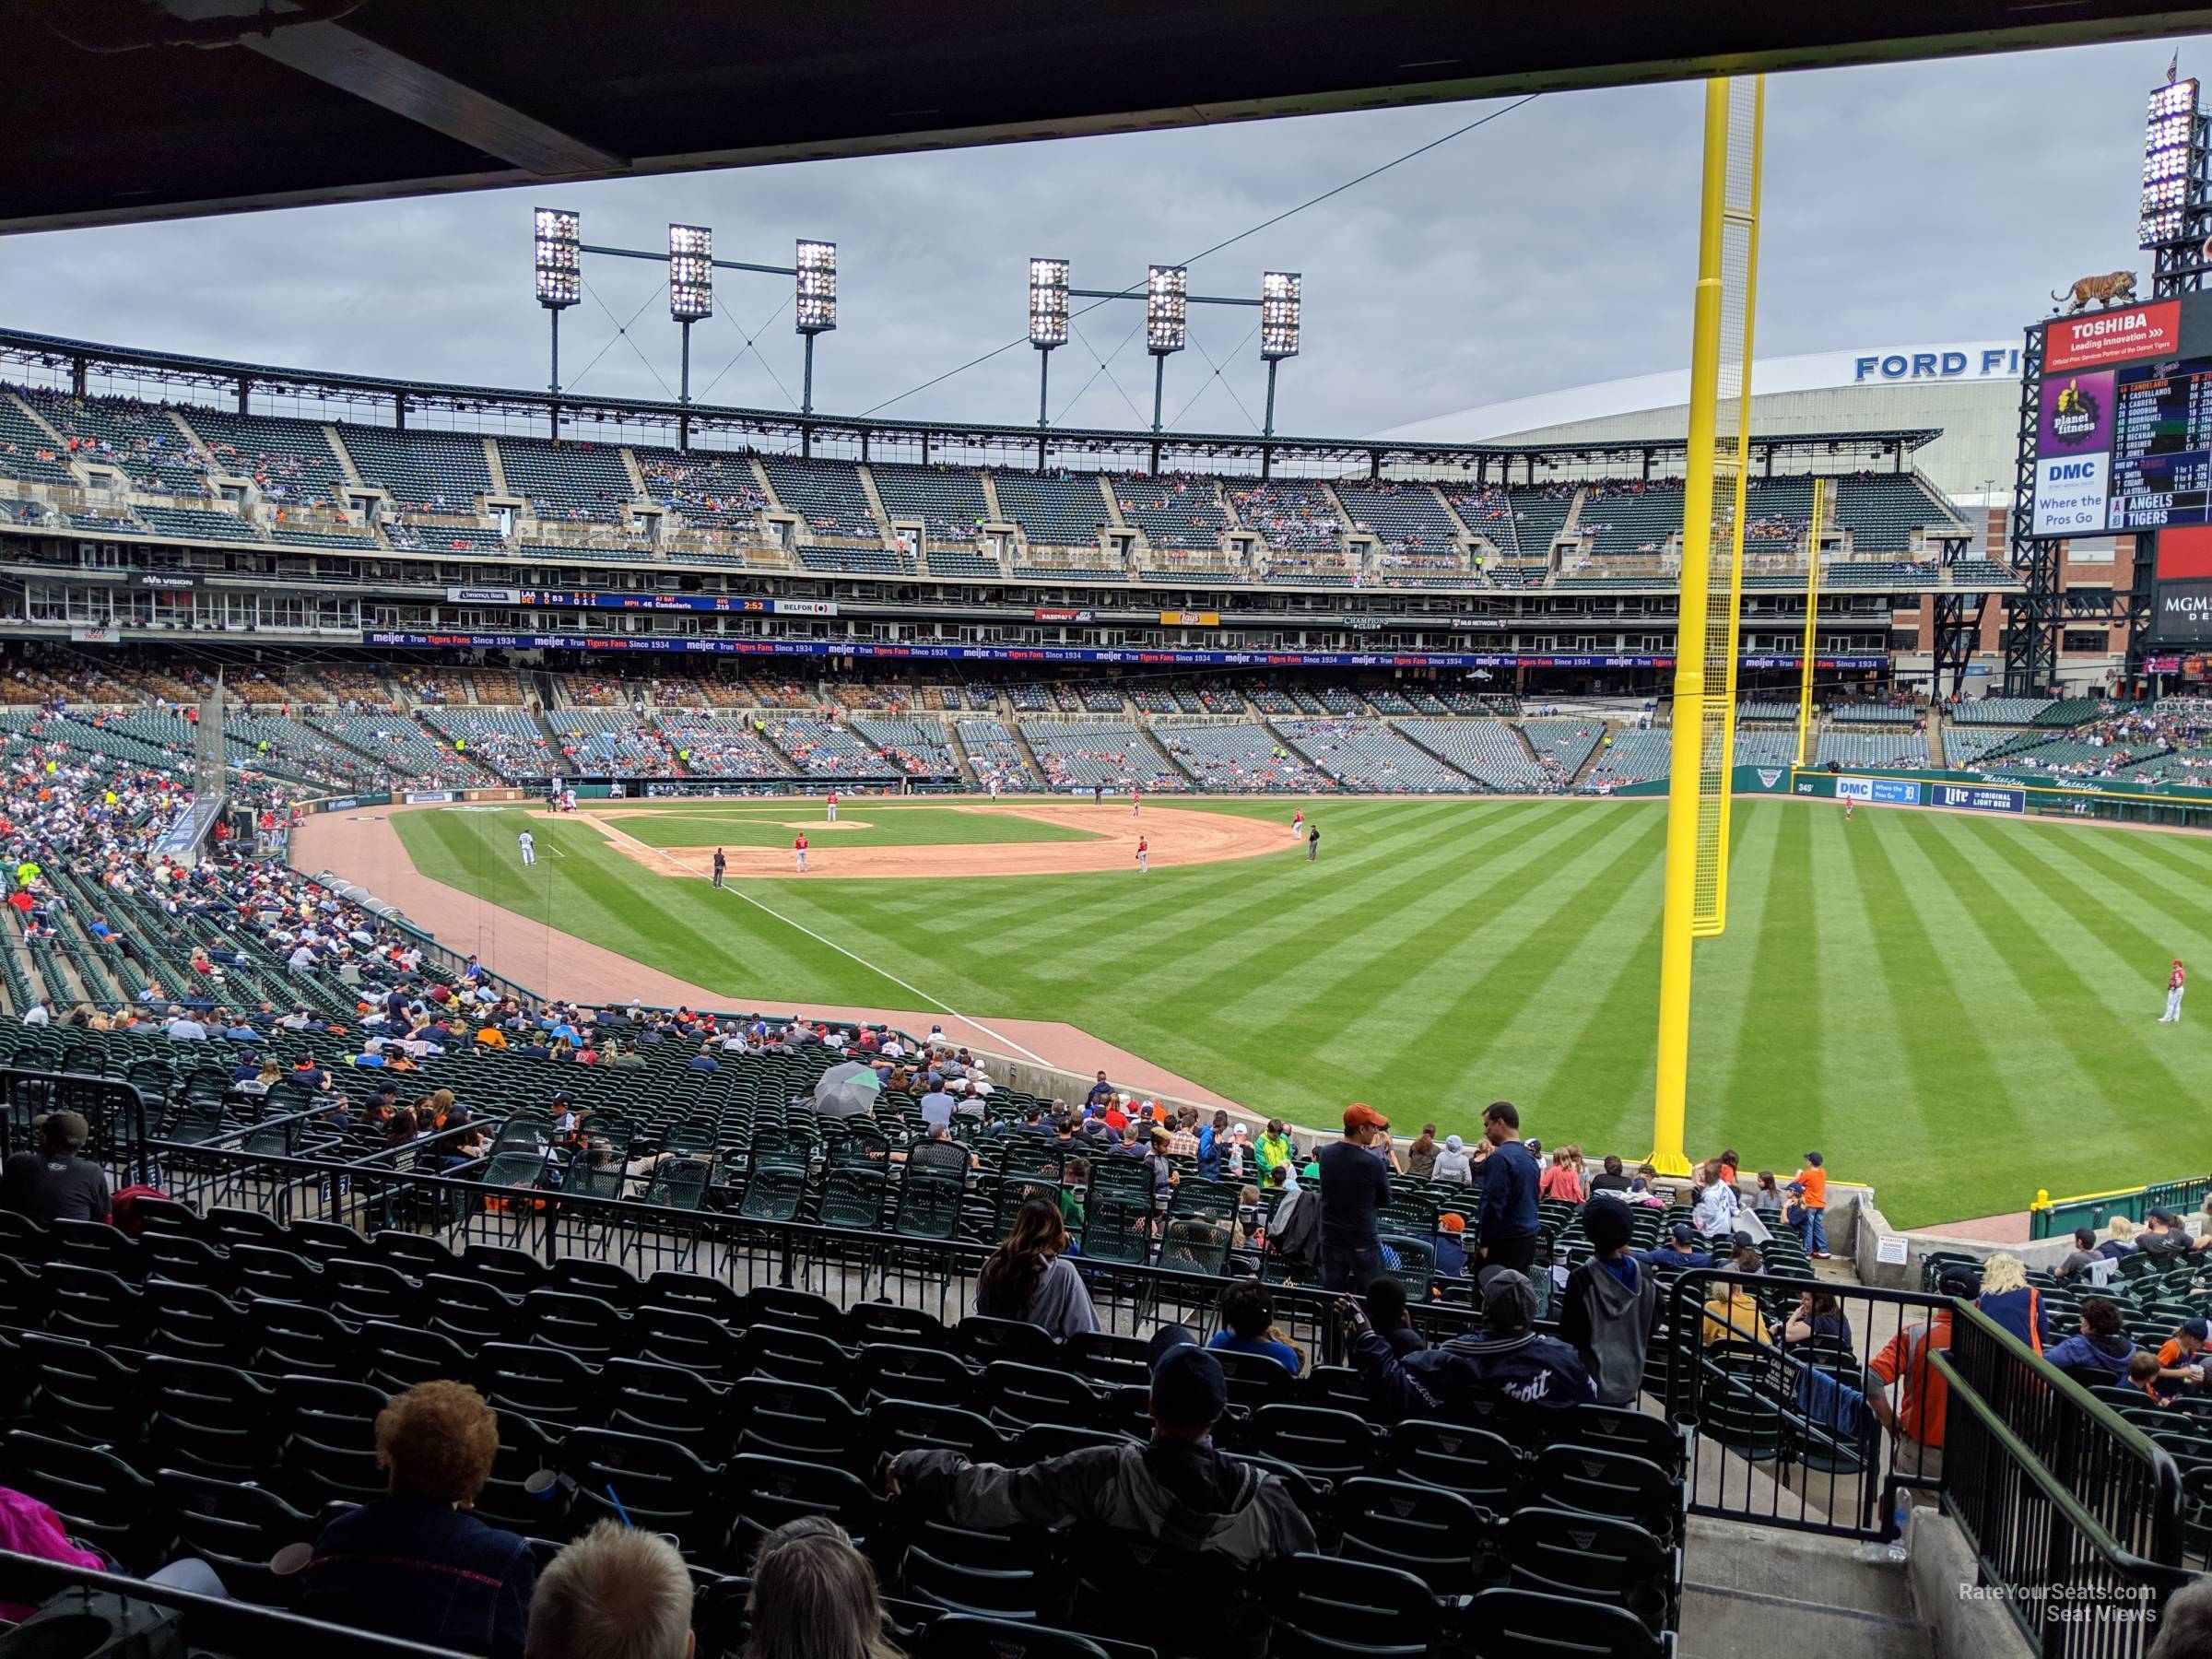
[
  {"left": 1346, "top": 1267, "right": 1594, "bottom": 1418},
  {"left": 1973, "top": 1254, "right": 2048, "bottom": 1354},
  {"left": 1476, "top": 1102, "right": 1540, "bottom": 1277},
  {"left": 299, "top": 1382, "right": 534, "bottom": 1659},
  {"left": 1635, "top": 1223, "right": 1716, "bottom": 1271},
  {"left": 2044, "top": 1298, "right": 2136, "bottom": 1382},
  {"left": 1432, "top": 1213, "right": 1469, "bottom": 1281},
  {"left": 1196, "top": 1110, "right": 1228, "bottom": 1182}
]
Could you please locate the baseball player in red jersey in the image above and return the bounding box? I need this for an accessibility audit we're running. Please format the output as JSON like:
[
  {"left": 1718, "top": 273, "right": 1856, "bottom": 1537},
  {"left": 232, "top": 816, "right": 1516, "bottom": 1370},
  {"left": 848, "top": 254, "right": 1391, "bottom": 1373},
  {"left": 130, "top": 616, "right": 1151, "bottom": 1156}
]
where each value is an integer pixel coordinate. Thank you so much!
[
  {"left": 794, "top": 832, "right": 809, "bottom": 874},
  {"left": 1131, "top": 785, "right": 1141, "bottom": 818},
  {"left": 827, "top": 791, "right": 839, "bottom": 824},
  {"left": 1291, "top": 807, "right": 1305, "bottom": 841},
  {"left": 1135, "top": 835, "right": 1148, "bottom": 874},
  {"left": 2163, "top": 959, "right": 2186, "bottom": 1024}
]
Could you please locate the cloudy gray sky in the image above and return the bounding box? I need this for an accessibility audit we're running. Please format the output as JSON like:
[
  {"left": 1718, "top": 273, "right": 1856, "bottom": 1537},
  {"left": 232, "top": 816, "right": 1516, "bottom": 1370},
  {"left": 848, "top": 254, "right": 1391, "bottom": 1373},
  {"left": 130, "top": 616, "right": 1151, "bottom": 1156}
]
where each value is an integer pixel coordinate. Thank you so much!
[{"left": 0, "top": 34, "right": 2201, "bottom": 439}]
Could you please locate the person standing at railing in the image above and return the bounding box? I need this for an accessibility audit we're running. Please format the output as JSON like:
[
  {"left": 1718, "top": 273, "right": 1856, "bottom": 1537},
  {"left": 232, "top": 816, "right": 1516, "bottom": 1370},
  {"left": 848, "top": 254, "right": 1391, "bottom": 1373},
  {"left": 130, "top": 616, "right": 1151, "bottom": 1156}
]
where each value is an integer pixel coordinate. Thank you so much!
[{"left": 1865, "top": 1265, "right": 1978, "bottom": 1497}]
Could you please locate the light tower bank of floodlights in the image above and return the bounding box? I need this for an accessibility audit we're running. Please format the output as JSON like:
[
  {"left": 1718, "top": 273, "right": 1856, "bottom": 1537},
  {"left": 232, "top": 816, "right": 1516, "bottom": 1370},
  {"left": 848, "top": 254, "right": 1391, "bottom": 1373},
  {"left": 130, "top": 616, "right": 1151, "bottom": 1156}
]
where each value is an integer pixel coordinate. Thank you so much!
[
  {"left": 1026, "top": 259, "right": 1302, "bottom": 468},
  {"left": 530, "top": 209, "right": 839, "bottom": 447},
  {"left": 2005, "top": 71, "right": 2212, "bottom": 695}
]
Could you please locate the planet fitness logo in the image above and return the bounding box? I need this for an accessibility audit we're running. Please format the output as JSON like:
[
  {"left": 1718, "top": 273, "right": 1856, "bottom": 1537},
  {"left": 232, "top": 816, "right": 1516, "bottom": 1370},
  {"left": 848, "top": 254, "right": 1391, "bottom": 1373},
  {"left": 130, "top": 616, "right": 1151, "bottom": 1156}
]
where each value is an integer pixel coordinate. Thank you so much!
[{"left": 2046, "top": 377, "right": 2103, "bottom": 446}]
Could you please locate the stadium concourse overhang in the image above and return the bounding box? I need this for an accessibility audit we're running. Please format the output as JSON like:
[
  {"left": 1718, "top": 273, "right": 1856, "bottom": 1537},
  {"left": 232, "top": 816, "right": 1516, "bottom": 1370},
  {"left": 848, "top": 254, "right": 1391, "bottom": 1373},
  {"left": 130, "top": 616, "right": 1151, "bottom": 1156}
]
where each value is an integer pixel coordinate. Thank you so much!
[
  {"left": 0, "top": 325, "right": 1942, "bottom": 479},
  {"left": 8, "top": 2, "right": 2212, "bottom": 233}
]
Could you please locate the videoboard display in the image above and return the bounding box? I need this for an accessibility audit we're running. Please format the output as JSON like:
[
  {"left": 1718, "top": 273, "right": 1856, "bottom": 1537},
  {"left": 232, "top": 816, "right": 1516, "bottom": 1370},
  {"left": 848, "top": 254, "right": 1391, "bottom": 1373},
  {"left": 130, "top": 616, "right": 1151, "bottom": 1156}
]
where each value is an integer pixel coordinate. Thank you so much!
[
  {"left": 2029, "top": 297, "right": 2198, "bottom": 536},
  {"left": 2028, "top": 294, "right": 2212, "bottom": 646}
]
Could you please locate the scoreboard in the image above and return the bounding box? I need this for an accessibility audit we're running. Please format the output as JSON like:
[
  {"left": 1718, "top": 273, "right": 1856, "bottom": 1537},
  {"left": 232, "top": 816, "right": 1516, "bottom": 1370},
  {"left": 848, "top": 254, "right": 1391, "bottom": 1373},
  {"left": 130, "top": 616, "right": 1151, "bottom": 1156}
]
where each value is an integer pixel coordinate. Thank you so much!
[
  {"left": 2024, "top": 295, "right": 2212, "bottom": 645},
  {"left": 2107, "top": 357, "right": 2212, "bottom": 530}
]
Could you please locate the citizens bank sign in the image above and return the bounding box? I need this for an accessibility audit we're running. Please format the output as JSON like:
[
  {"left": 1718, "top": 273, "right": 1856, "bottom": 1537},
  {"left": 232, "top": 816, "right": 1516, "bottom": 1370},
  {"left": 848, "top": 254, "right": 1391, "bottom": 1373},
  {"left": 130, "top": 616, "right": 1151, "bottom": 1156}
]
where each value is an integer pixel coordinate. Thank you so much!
[{"left": 1853, "top": 347, "right": 2022, "bottom": 382}]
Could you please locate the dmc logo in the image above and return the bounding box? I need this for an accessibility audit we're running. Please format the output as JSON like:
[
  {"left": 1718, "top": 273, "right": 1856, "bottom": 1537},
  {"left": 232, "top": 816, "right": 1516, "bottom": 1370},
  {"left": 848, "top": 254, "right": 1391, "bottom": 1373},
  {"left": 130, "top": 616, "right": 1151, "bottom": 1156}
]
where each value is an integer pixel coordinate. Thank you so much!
[
  {"left": 1757, "top": 769, "right": 1783, "bottom": 787},
  {"left": 2045, "top": 461, "right": 2097, "bottom": 481}
]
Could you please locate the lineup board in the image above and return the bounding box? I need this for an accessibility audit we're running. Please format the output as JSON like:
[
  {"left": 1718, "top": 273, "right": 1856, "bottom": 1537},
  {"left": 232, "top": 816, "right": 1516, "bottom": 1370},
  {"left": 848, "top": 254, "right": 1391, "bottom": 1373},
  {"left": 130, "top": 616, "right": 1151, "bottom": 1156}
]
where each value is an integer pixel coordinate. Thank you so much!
[{"left": 2108, "top": 357, "right": 2212, "bottom": 529}]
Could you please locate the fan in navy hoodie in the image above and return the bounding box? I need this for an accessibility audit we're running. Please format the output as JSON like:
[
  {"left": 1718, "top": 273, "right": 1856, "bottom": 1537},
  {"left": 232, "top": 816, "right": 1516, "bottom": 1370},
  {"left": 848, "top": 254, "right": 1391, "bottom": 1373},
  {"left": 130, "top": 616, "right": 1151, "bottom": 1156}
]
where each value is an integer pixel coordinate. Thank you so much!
[
  {"left": 299, "top": 1382, "right": 534, "bottom": 1659},
  {"left": 1346, "top": 1268, "right": 1594, "bottom": 1419}
]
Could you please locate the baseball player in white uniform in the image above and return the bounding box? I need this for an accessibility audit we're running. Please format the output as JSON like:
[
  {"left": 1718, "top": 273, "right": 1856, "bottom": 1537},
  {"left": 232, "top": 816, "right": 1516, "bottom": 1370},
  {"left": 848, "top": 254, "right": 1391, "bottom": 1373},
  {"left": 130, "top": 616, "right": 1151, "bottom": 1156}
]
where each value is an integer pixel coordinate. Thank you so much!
[{"left": 519, "top": 830, "right": 535, "bottom": 866}]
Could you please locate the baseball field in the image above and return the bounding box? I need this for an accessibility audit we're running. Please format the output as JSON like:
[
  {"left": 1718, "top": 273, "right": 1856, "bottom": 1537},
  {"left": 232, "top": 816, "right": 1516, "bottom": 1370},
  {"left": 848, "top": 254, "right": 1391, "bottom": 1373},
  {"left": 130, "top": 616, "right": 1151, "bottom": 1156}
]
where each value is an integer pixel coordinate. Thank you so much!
[{"left": 376, "top": 794, "right": 2212, "bottom": 1229}]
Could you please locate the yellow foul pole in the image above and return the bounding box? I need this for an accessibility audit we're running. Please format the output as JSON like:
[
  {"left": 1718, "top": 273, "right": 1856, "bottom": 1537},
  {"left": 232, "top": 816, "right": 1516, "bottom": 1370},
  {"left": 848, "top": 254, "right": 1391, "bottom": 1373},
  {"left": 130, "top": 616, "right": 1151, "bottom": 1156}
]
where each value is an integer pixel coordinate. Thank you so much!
[
  {"left": 1794, "top": 478, "right": 1829, "bottom": 768},
  {"left": 1651, "top": 77, "right": 1761, "bottom": 1177}
]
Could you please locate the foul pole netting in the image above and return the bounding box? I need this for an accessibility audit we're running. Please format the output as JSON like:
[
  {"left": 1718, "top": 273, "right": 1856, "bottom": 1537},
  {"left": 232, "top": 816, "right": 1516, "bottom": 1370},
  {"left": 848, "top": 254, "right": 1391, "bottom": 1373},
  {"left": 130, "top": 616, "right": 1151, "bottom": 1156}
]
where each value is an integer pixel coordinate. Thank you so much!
[
  {"left": 1650, "top": 76, "right": 1764, "bottom": 1174},
  {"left": 1689, "top": 79, "right": 1761, "bottom": 938}
]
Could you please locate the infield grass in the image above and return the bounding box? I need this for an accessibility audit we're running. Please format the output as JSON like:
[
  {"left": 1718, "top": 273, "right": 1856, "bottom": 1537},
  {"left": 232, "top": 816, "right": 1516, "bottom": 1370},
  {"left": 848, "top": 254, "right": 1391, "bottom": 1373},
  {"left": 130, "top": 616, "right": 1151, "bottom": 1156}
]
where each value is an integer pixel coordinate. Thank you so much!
[{"left": 392, "top": 796, "right": 2212, "bottom": 1227}]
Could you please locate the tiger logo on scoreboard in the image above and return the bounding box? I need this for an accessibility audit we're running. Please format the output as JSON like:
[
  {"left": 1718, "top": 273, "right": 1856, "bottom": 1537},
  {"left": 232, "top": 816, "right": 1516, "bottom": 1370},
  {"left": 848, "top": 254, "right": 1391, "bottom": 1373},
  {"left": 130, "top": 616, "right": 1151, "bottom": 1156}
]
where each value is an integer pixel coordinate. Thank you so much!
[{"left": 2051, "top": 270, "right": 2140, "bottom": 314}]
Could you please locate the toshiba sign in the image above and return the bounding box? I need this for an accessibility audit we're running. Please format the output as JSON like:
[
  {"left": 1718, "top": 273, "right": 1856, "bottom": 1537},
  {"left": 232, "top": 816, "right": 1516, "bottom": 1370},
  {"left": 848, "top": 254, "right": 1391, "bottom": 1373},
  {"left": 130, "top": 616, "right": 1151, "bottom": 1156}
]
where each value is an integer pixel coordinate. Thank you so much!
[{"left": 2044, "top": 300, "right": 2183, "bottom": 371}]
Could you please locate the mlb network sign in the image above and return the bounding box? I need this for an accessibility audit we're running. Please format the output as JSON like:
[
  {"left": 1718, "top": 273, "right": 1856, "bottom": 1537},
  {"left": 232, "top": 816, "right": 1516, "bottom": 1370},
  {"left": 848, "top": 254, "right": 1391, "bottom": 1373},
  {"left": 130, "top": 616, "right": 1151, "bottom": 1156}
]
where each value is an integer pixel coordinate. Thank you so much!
[{"left": 2031, "top": 453, "right": 2111, "bottom": 535}]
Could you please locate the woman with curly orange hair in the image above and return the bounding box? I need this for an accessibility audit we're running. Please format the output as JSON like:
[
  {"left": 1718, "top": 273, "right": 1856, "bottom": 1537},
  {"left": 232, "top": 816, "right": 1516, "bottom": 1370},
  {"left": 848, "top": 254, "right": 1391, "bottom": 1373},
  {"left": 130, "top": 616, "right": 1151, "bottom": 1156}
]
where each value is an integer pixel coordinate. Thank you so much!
[{"left": 299, "top": 1381, "right": 536, "bottom": 1659}]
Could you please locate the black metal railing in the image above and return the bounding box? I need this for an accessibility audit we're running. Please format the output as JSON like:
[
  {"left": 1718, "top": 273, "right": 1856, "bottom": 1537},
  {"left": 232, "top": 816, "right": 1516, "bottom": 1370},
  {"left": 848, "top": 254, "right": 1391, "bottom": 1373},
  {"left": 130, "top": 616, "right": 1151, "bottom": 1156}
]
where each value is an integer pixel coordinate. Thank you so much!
[
  {"left": 137, "top": 1135, "right": 1486, "bottom": 1366},
  {"left": 1937, "top": 1308, "right": 2192, "bottom": 1658},
  {"left": 0, "top": 1065, "right": 152, "bottom": 1185},
  {"left": 1663, "top": 1267, "right": 2194, "bottom": 1651},
  {"left": 0, "top": 1548, "right": 460, "bottom": 1659},
  {"left": 1662, "top": 1268, "right": 1943, "bottom": 1542}
]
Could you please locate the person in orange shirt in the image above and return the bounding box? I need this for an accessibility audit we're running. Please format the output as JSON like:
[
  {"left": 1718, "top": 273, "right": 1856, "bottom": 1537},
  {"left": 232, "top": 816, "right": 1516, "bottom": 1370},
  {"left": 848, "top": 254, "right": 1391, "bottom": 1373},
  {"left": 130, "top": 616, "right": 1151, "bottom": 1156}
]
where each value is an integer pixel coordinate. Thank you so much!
[
  {"left": 1867, "top": 1265, "right": 1978, "bottom": 1495},
  {"left": 474, "top": 1025, "right": 506, "bottom": 1051},
  {"left": 1791, "top": 1151, "right": 1830, "bottom": 1258},
  {"left": 2156, "top": 1319, "right": 2209, "bottom": 1398}
]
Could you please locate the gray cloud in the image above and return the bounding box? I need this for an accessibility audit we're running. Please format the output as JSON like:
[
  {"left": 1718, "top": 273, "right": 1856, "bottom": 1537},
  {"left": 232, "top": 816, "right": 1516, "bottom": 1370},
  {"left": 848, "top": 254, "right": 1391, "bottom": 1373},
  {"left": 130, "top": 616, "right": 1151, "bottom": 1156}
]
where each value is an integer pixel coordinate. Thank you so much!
[{"left": 0, "top": 34, "right": 2194, "bottom": 440}]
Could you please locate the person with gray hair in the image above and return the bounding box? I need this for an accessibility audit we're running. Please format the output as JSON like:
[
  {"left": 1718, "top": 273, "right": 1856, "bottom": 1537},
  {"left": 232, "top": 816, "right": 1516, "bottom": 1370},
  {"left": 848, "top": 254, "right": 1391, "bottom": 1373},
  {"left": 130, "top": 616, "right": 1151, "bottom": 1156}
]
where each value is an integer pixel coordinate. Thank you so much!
[
  {"left": 524, "top": 1521, "right": 694, "bottom": 1659},
  {"left": 742, "top": 1517, "right": 900, "bottom": 1659},
  {"left": 2149, "top": 1577, "right": 2212, "bottom": 1659}
]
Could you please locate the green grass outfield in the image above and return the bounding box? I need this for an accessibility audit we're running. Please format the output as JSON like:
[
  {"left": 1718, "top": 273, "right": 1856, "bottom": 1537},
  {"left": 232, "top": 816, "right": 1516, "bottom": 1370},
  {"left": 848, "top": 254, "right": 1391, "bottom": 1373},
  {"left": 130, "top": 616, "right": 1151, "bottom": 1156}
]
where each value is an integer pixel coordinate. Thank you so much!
[
  {"left": 392, "top": 796, "right": 2212, "bottom": 1227},
  {"left": 575, "top": 803, "right": 1099, "bottom": 851}
]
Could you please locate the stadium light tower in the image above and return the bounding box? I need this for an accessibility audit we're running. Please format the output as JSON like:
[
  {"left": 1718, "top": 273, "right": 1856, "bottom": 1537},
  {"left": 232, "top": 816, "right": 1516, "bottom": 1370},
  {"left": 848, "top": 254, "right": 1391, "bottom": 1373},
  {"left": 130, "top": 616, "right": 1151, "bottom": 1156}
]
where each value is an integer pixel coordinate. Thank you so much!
[
  {"left": 534, "top": 207, "right": 581, "bottom": 424},
  {"left": 1259, "top": 270, "right": 1300, "bottom": 439},
  {"left": 794, "top": 239, "right": 837, "bottom": 416},
  {"left": 668, "top": 223, "right": 714, "bottom": 405},
  {"left": 2142, "top": 76, "right": 2202, "bottom": 249},
  {"left": 1030, "top": 257, "right": 1070, "bottom": 429},
  {"left": 1146, "top": 264, "right": 1188, "bottom": 433}
]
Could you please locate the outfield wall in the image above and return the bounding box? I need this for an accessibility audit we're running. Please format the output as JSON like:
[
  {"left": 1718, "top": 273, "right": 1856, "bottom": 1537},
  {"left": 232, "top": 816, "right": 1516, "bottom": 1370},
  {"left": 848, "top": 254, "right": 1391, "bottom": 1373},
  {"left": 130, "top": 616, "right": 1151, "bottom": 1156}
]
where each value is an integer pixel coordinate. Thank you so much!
[{"left": 1610, "top": 764, "right": 2212, "bottom": 827}]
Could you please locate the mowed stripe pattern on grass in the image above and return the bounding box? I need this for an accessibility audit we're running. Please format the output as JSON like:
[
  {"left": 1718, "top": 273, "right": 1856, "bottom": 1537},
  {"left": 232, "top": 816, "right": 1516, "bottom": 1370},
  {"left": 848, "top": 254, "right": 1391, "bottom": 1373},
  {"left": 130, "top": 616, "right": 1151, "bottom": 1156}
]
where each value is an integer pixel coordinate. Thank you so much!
[{"left": 389, "top": 798, "right": 2212, "bottom": 1227}]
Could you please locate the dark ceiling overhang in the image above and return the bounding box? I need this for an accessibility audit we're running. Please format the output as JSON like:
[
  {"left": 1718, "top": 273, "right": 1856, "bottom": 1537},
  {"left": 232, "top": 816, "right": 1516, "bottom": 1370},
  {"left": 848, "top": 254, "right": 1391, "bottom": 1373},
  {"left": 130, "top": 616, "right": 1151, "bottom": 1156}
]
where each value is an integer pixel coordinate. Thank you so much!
[{"left": 10, "top": 0, "right": 2212, "bottom": 233}]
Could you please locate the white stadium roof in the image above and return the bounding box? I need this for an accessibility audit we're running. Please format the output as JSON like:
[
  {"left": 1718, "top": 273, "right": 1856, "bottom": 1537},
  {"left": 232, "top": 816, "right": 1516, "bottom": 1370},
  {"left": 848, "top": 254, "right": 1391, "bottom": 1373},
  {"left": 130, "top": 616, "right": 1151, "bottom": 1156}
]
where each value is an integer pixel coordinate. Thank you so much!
[{"left": 1376, "top": 341, "right": 2025, "bottom": 444}]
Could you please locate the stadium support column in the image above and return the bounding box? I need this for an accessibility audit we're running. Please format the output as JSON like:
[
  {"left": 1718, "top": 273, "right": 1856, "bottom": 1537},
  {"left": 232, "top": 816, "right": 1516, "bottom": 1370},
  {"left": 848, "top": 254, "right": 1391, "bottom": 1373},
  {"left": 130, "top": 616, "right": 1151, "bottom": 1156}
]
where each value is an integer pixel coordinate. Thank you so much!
[
  {"left": 1151, "top": 353, "right": 1167, "bottom": 434},
  {"left": 1794, "top": 478, "right": 1828, "bottom": 767},
  {"left": 803, "top": 334, "right": 817, "bottom": 418},
  {"left": 2001, "top": 321, "right": 2061, "bottom": 695},
  {"left": 1264, "top": 359, "right": 1280, "bottom": 440},
  {"left": 548, "top": 309, "right": 561, "bottom": 441},
  {"left": 1652, "top": 76, "right": 1761, "bottom": 1180}
]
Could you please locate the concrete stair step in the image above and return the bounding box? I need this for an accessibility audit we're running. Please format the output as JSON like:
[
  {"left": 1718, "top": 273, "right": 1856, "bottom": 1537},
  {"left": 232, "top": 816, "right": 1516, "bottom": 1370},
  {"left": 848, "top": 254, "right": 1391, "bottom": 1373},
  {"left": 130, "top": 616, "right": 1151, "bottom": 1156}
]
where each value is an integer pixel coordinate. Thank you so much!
[{"left": 1679, "top": 1517, "right": 1931, "bottom": 1659}]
